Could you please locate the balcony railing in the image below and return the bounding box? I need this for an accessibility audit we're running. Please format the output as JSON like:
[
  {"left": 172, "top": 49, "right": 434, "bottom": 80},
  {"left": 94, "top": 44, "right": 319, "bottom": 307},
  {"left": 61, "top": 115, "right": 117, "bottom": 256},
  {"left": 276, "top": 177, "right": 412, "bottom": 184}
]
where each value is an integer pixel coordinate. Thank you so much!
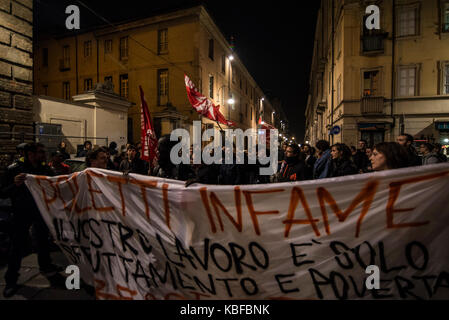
[
  {"left": 59, "top": 59, "right": 70, "bottom": 71},
  {"left": 361, "top": 96, "right": 384, "bottom": 114},
  {"left": 361, "top": 34, "right": 386, "bottom": 53}
]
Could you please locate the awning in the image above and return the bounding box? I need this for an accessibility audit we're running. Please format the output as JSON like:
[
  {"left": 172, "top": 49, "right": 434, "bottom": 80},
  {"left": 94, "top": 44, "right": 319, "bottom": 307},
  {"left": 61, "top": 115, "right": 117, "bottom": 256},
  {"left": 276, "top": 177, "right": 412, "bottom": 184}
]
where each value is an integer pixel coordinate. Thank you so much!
[{"left": 358, "top": 123, "right": 386, "bottom": 131}]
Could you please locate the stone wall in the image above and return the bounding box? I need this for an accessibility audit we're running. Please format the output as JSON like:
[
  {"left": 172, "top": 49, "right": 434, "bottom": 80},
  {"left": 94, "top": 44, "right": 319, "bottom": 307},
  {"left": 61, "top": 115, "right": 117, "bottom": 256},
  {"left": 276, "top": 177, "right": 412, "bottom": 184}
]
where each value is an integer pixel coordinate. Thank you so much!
[{"left": 0, "top": 0, "right": 33, "bottom": 171}]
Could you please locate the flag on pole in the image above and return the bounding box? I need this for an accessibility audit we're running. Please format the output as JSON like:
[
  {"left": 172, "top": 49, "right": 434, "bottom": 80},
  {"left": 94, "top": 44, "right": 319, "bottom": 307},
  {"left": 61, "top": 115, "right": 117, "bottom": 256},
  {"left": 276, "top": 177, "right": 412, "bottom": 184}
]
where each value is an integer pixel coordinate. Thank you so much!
[
  {"left": 184, "top": 74, "right": 235, "bottom": 127},
  {"left": 139, "top": 86, "right": 158, "bottom": 167}
]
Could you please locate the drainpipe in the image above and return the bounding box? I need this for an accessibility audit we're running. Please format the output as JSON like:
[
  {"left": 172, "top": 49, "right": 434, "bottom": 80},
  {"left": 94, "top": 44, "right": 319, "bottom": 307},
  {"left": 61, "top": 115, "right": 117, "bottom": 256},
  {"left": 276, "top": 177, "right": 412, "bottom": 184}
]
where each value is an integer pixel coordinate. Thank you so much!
[
  {"left": 75, "top": 35, "right": 79, "bottom": 94},
  {"left": 331, "top": 0, "right": 335, "bottom": 144},
  {"left": 97, "top": 38, "right": 100, "bottom": 83},
  {"left": 391, "top": 0, "right": 396, "bottom": 136}
]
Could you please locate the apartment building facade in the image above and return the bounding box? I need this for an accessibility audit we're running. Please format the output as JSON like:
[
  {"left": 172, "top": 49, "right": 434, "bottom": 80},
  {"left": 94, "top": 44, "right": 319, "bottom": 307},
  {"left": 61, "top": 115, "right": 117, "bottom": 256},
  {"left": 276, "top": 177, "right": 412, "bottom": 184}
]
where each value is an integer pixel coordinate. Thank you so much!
[
  {"left": 34, "top": 6, "right": 280, "bottom": 144},
  {"left": 305, "top": 0, "right": 449, "bottom": 148}
]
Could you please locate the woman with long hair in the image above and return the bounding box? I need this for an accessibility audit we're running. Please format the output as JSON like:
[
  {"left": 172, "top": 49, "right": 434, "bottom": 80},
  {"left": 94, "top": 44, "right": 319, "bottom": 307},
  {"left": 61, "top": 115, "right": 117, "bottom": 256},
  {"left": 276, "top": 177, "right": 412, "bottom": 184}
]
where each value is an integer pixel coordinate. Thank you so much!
[
  {"left": 370, "top": 142, "right": 409, "bottom": 171},
  {"left": 329, "top": 143, "right": 358, "bottom": 177}
]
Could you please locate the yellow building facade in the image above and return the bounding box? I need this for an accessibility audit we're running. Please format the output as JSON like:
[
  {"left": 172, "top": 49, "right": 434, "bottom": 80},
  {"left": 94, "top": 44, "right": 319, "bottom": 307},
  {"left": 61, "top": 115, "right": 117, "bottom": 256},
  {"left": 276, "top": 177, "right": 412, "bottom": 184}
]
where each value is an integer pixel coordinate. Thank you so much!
[
  {"left": 306, "top": 0, "right": 449, "bottom": 148},
  {"left": 34, "top": 6, "right": 276, "bottom": 144}
]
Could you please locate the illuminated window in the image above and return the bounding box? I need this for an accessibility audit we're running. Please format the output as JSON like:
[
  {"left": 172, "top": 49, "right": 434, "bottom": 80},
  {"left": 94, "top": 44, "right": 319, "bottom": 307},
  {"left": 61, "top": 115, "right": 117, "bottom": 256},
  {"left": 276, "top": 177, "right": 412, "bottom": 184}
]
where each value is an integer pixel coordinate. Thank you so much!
[
  {"left": 119, "top": 74, "right": 129, "bottom": 98},
  {"left": 363, "top": 70, "right": 380, "bottom": 96},
  {"left": 158, "top": 29, "right": 168, "bottom": 54}
]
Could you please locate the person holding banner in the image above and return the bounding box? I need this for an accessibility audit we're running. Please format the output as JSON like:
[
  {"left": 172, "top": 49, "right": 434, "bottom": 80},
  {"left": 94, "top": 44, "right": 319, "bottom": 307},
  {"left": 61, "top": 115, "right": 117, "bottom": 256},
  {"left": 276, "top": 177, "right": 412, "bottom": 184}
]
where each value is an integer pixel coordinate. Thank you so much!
[
  {"left": 0, "top": 143, "right": 61, "bottom": 298},
  {"left": 370, "top": 142, "right": 409, "bottom": 171}
]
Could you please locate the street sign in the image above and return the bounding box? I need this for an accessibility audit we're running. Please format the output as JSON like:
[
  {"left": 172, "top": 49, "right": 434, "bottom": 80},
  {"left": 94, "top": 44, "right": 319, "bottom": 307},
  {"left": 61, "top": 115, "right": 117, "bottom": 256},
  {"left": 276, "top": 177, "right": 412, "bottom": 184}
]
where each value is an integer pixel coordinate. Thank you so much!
[{"left": 332, "top": 125, "right": 341, "bottom": 135}]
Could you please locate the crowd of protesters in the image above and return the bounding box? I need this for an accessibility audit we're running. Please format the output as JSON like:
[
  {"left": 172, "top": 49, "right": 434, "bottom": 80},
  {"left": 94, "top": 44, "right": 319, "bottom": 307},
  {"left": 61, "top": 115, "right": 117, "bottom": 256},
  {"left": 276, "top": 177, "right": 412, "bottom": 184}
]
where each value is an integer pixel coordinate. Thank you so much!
[
  {"left": 79, "top": 133, "right": 447, "bottom": 184},
  {"left": 0, "top": 133, "right": 447, "bottom": 298}
]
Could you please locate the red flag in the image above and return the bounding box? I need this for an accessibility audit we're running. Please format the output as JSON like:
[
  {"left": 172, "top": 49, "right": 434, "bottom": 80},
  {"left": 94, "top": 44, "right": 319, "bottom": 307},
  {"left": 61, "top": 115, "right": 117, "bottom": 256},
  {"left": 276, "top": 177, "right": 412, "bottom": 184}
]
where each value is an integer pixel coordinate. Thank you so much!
[
  {"left": 184, "top": 74, "right": 234, "bottom": 127},
  {"left": 139, "top": 86, "right": 158, "bottom": 167}
]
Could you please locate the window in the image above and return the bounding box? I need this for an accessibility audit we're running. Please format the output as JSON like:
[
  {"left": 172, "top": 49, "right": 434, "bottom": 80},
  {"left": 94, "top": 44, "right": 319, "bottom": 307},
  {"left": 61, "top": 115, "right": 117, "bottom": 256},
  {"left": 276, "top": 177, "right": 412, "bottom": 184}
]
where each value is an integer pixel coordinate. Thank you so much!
[
  {"left": 442, "top": 62, "right": 449, "bottom": 94},
  {"left": 336, "top": 26, "right": 342, "bottom": 58},
  {"left": 84, "top": 41, "right": 92, "bottom": 57},
  {"left": 104, "top": 76, "right": 112, "bottom": 83},
  {"left": 209, "top": 75, "right": 214, "bottom": 99},
  {"left": 221, "top": 55, "right": 226, "bottom": 73},
  {"left": 43, "top": 84, "right": 48, "bottom": 95},
  {"left": 63, "top": 82, "right": 70, "bottom": 100},
  {"left": 42, "top": 48, "right": 48, "bottom": 67},
  {"left": 208, "top": 39, "right": 214, "bottom": 60},
  {"left": 62, "top": 45, "right": 70, "bottom": 69},
  {"left": 363, "top": 70, "right": 380, "bottom": 96},
  {"left": 397, "top": 5, "right": 419, "bottom": 37},
  {"left": 158, "top": 29, "right": 168, "bottom": 54},
  {"left": 232, "top": 68, "right": 236, "bottom": 83},
  {"left": 120, "top": 36, "right": 128, "bottom": 60},
  {"left": 119, "top": 74, "right": 129, "bottom": 98},
  {"left": 239, "top": 77, "right": 242, "bottom": 90},
  {"left": 157, "top": 69, "right": 169, "bottom": 105},
  {"left": 398, "top": 66, "right": 417, "bottom": 97},
  {"left": 443, "top": 3, "right": 449, "bottom": 32},
  {"left": 337, "top": 76, "right": 342, "bottom": 103},
  {"left": 105, "top": 39, "right": 112, "bottom": 54},
  {"left": 84, "top": 78, "right": 93, "bottom": 91}
]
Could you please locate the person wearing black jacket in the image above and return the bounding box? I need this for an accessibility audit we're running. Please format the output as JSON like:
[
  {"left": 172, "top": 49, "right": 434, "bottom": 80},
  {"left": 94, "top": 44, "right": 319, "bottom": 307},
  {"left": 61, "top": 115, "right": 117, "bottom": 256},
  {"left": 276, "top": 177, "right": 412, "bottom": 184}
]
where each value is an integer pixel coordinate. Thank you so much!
[
  {"left": 57, "top": 141, "right": 70, "bottom": 161},
  {"left": 329, "top": 143, "right": 358, "bottom": 178},
  {"left": 119, "top": 145, "right": 147, "bottom": 175},
  {"left": 396, "top": 134, "right": 421, "bottom": 167},
  {"left": 302, "top": 144, "right": 316, "bottom": 180},
  {"left": 276, "top": 144, "right": 305, "bottom": 182},
  {"left": 352, "top": 140, "right": 370, "bottom": 173},
  {"left": 0, "top": 143, "right": 60, "bottom": 298}
]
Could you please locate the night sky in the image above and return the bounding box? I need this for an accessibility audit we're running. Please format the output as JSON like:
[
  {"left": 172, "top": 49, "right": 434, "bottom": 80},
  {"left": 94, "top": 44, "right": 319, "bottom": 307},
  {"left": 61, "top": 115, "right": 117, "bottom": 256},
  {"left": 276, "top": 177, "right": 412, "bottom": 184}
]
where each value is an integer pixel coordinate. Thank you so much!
[{"left": 35, "top": 0, "right": 320, "bottom": 141}]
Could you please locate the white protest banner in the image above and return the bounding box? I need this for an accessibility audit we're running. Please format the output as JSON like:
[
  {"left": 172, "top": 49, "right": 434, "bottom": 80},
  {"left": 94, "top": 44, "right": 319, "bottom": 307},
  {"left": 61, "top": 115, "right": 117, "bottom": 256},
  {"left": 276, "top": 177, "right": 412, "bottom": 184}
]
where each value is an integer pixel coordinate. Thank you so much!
[{"left": 25, "top": 163, "right": 449, "bottom": 300}]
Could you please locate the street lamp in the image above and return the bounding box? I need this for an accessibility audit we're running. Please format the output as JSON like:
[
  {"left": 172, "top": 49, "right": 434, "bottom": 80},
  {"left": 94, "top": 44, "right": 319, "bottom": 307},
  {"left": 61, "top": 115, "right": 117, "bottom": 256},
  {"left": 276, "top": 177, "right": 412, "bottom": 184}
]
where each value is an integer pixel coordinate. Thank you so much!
[
  {"left": 228, "top": 55, "right": 234, "bottom": 61},
  {"left": 227, "top": 97, "right": 235, "bottom": 105},
  {"left": 444, "top": 138, "right": 449, "bottom": 143}
]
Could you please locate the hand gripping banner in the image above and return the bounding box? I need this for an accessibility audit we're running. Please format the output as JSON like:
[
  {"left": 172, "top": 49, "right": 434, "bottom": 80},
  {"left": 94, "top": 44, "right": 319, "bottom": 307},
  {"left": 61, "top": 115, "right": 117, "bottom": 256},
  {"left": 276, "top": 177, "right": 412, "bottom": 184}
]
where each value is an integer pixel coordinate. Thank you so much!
[{"left": 25, "top": 164, "right": 449, "bottom": 300}]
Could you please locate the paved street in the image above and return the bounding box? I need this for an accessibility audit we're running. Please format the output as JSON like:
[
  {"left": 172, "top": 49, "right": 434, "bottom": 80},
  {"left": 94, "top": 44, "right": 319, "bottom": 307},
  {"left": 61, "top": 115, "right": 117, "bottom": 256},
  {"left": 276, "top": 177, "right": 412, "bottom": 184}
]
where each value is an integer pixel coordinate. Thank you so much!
[{"left": 0, "top": 251, "right": 94, "bottom": 300}]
